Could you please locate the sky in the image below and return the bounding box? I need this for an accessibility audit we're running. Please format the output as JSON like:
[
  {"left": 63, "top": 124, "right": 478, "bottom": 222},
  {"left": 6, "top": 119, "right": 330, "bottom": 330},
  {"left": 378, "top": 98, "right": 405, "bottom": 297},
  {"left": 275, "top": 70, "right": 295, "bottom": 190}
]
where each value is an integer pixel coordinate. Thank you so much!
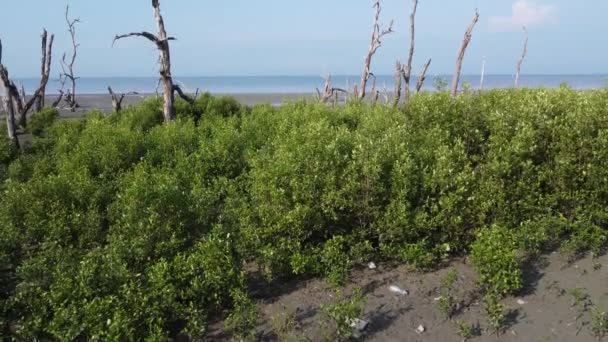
[{"left": 0, "top": 0, "right": 606, "bottom": 77}]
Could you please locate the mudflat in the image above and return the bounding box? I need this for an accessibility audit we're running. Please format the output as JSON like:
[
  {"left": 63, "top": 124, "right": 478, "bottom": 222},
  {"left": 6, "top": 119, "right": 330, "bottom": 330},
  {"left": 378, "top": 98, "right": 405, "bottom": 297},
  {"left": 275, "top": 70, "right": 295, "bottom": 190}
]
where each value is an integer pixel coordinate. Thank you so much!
[{"left": 43, "top": 93, "right": 314, "bottom": 117}]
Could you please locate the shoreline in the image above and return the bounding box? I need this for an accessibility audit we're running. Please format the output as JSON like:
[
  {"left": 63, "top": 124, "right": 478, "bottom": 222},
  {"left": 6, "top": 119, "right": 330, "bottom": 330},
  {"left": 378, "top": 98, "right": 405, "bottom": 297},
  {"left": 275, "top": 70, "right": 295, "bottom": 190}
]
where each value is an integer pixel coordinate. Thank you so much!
[{"left": 40, "top": 93, "right": 315, "bottom": 117}]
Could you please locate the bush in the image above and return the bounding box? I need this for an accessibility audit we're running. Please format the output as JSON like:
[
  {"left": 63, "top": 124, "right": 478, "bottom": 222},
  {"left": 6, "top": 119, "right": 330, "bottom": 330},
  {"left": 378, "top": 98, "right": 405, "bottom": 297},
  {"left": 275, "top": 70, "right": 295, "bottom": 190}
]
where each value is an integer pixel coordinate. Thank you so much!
[
  {"left": 2, "top": 90, "right": 608, "bottom": 338},
  {"left": 471, "top": 225, "right": 522, "bottom": 296},
  {"left": 28, "top": 108, "right": 59, "bottom": 137}
]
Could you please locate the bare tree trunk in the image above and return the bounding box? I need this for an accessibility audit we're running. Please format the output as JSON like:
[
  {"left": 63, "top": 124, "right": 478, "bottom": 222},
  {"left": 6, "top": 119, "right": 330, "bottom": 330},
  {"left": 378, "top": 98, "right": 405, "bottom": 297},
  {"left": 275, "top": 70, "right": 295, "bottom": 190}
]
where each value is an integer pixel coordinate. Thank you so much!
[
  {"left": 479, "top": 57, "right": 486, "bottom": 91},
  {"left": 451, "top": 9, "right": 479, "bottom": 97},
  {"left": 403, "top": 0, "right": 418, "bottom": 102},
  {"left": 0, "top": 41, "right": 18, "bottom": 146},
  {"left": 61, "top": 6, "right": 80, "bottom": 112},
  {"left": 35, "top": 30, "right": 48, "bottom": 112},
  {"left": 415, "top": 58, "right": 432, "bottom": 93},
  {"left": 19, "top": 32, "right": 53, "bottom": 127},
  {"left": 4, "top": 93, "right": 18, "bottom": 147},
  {"left": 393, "top": 60, "right": 403, "bottom": 107},
  {"left": 358, "top": 0, "right": 394, "bottom": 100},
  {"left": 114, "top": 0, "right": 187, "bottom": 122},
  {"left": 108, "top": 86, "right": 126, "bottom": 112},
  {"left": 514, "top": 27, "right": 528, "bottom": 88}
]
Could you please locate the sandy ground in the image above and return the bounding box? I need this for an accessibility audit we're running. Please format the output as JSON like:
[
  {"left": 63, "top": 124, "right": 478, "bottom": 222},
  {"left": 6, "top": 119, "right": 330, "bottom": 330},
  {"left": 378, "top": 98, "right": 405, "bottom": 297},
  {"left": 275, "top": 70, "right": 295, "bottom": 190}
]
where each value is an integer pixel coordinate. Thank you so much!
[{"left": 208, "top": 252, "right": 608, "bottom": 341}]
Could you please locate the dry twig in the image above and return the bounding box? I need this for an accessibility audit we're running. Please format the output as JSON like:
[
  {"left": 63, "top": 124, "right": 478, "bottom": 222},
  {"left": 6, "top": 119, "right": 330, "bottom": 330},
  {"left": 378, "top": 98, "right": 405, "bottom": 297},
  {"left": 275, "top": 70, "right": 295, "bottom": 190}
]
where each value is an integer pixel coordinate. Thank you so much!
[{"left": 359, "top": 0, "right": 394, "bottom": 99}]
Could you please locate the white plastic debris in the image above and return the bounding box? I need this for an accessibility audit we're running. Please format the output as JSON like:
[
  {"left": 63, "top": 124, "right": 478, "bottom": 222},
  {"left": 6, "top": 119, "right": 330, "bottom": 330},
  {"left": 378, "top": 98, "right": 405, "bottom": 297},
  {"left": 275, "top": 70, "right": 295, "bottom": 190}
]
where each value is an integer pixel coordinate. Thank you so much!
[
  {"left": 349, "top": 318, "right": 369, "bottom": 339},
  {"left": 516, "top": 299, "right": 527, "bottom": 305},
  {"left": 415, "top": 324, "right": 425, "bottom": 334},
  {"left": 433, "top": 296, "right": 443, "bottom": 302},
  {"left": 349, "top": 318, "right": 369, "bottom": 330},
  {"left": 389, "top": 285, "right": 409, "bottom": 296},
  {"left": 367, "top": 262, "right": 377, "bottom": 270}
]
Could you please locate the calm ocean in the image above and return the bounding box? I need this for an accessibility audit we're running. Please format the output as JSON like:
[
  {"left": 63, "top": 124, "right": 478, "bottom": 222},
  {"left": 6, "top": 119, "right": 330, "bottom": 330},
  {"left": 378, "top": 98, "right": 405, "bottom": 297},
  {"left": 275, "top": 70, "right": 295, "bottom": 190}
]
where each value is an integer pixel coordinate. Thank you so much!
[{"left": 14, "top": 75, "right": 608, "bottom": 95}]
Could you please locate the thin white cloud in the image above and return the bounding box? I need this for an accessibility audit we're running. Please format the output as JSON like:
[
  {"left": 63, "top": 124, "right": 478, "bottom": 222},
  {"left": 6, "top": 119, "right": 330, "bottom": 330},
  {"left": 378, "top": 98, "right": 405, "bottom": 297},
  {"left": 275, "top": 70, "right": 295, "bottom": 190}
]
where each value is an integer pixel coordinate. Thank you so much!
[{"left": 489, "top": 0, "right": 557, "bottom": 32}]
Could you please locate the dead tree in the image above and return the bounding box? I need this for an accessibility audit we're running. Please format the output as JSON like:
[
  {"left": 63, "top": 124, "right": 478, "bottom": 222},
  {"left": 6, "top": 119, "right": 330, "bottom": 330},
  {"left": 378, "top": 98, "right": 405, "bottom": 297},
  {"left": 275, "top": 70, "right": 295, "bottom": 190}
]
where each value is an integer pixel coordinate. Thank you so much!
[
  {"left": 415, "top": 58, "right": 432, "bottom": 93},
  {"left": 451, "top": 9, "right": 479, "bottom": 97},
  {"left": 480, "top": 57, "right": 486, "bottom": 91},
  {"left": 113, "top": 0, "right": 193, "bottom": 122},
  {"left": 514, "top": 27, "right": 528, "bottom": 88},
  {"left": 108, "top": 86, "right": 126, "bottom": 112},
  {"left": 61, "top": 5, "right": 80, "bottom": 112},
  {"left": 34, "top": 30, "right": 53, "bottom": 112},
  {"left": 0, "top": 40, "right": 18, "bottom": 146},
  {"left": 315, "top": 75, "right": 345, "bottom": 104},
  {"left": 358, "top": 0, "right": 394, "bottom": 100},
  {"left": 0, "top": 31, "right": 54, "bottom": 130},
  {"left": 393, "top": 60, "right": 403, "bottom": 107},
  {"left": 403, "top": 0, "right": 418, "bottom": 102}
]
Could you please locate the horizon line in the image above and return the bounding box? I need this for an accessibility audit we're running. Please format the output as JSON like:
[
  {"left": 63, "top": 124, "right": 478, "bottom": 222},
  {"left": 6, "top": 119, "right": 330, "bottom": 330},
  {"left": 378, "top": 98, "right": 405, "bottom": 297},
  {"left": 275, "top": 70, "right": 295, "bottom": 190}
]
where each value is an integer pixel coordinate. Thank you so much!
[{"left": 12, "top": 73, "right": 608, "bottom": 79}]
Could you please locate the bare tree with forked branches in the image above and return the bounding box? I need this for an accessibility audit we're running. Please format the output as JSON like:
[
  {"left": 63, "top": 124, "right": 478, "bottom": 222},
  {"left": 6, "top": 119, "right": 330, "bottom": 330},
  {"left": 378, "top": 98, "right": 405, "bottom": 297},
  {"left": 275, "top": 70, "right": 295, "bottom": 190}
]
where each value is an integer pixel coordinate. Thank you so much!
[
  {"left": 113, "top": 0, "right": 193, "bottom": 122},
  {"left": 357, "top": 0, "right": 394, "bottom": 100},
  {"left": 61, "top": 5, "right": 80, "bottom": 112},
  {"left": 316, "top": 75, "right": 346, "bottom": 105},
  {"left": 0, "top": 30, "right": 54, "bottom": 133}
]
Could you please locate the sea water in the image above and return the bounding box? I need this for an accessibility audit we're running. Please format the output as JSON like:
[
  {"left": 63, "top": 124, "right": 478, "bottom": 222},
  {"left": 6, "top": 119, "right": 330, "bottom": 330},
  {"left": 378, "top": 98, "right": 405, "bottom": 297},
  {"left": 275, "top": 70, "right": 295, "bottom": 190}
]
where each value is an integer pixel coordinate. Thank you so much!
[{"left": 13, "top": 74, "right": 608, "bottom": 95}]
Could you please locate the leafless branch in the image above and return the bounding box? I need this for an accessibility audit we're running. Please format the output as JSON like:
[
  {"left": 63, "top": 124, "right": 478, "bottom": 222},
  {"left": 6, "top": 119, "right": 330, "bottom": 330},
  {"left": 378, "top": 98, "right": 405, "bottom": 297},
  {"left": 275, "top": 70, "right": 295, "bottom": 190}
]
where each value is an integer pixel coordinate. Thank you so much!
[
  {"left": 358, "top": 0, "right": 394, "bottom": 99},
  {"left": 173, "top": 84, "right": 195, "bottom": 105},
  {"left": 514, "top": 26, "right": 528, "bottom": 88},
  {"left": 0, "top": 30, "right": 55, "bottom": 129},
  {"left": 451, "top": 9, "right": 479, "bottom": 97},
  {"left": 316, "top": 75, "right": 346, "bottom": 104},
  {"left": 416, "top": 58, "right": 432, "bottom": 93},
  {"left": 114, "top": 0, "right": 180, "bottom": 122},
  {"left": 61, "top": 5, "right": 80, "bottom": 111},
  {"left": 108, "top": 86, "right": 126, "bottom": 112},
  {"left": 52, "top": 90, "right": 64, "bottom": 108},
  {"left": 403, "top": 0, "right": 418, "bottom": 102}
]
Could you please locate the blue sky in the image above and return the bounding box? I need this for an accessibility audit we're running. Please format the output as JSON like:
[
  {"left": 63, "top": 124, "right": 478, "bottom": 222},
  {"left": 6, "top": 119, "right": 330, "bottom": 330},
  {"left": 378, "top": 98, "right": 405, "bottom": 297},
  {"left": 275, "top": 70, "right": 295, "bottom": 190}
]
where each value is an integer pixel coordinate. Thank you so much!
[{"left": 0, "top": 0, "right": 606, "bottom": 77}]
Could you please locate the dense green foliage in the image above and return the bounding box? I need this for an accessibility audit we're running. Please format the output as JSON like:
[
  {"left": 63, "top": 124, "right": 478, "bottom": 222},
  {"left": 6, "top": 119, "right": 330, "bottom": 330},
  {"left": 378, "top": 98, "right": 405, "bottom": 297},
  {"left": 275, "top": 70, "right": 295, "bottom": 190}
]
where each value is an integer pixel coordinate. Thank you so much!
[{"left": 1, "top": 87, "right": 607, "bottom": 339}]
